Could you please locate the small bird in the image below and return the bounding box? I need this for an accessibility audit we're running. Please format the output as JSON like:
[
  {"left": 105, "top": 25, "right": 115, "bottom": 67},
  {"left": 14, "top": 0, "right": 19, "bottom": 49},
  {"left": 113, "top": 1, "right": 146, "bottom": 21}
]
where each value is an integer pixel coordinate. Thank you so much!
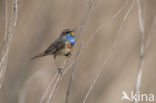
[{"left": 31, "top": 29, "right": 76, "bottom": 71}]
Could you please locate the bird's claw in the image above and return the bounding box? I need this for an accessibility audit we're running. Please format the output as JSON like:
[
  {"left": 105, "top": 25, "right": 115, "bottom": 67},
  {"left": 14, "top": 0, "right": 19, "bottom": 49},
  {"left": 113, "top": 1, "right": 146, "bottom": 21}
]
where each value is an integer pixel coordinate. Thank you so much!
[
  {"left": 65, "top": 52, "right": 71, "bottom": 57},
  {"left": 58, "top": 67, "right": 63, "bottom": 74}
]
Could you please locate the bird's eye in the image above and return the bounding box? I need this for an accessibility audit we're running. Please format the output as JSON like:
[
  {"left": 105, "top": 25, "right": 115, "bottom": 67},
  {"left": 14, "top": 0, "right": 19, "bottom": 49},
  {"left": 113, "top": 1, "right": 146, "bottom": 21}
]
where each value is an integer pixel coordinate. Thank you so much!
[{"left": 66, "top": 31, "right": 71, "bottom": 34}]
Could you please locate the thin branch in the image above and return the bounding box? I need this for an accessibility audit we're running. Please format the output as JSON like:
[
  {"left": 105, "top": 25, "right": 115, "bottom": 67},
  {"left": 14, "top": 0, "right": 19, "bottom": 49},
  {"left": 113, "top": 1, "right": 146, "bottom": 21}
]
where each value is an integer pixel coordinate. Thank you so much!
[
  {"left": 39, "top": 51, "right": 71, "bottom": 103},
  {"left": 47, "top": 74, "right": 62, "bottom": 103},
  {"left": 39, "top": 73, "right": 59, "bottom": 103},
  {"left": 0, "top": 0, "right": 18, "bottom": 89},
  {"left": 46, "top": 58, "right": 70, "bottom": 103},
  {"left": 145, "top": 16, "right": 156, "bottom": 52},
  {"left": 85, "top": 0, "right": 129, "bottom": 48},
  {"left": 0, "top": 0, "right": 8, "bottom": 89},
  {"left": 65, "top": 43, "right": 82, "bottom": 103},
  {"left": 134, "top": 0, "right": 144, "bottom": 103},
  {"left": 77, "top": 0, "right": 97, "bottom": 40},
  {"left": 82, "top": 0, "right": 136, "bottom": 103}
]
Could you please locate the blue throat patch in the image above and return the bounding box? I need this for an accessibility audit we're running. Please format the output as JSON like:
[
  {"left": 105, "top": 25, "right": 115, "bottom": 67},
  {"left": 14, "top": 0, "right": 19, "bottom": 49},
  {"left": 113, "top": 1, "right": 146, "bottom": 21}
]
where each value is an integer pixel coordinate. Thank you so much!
[{"left": 66, "top": 34, "right": 75, "bottom": 46}]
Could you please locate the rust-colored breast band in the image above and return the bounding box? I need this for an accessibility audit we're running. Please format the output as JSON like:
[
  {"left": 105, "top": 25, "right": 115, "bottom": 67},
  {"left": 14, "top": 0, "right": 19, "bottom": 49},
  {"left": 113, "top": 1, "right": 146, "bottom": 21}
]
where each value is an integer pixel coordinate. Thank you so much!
[{"left": 66, "top": 41, "right": 72, "bottom": 50}]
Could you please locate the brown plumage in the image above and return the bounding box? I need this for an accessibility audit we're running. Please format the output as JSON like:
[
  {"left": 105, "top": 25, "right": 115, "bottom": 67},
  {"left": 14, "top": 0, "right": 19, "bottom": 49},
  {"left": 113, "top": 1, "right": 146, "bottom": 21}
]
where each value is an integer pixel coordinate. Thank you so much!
[{"left": 31, "top": 52, "right": 46, "bottom": 60}]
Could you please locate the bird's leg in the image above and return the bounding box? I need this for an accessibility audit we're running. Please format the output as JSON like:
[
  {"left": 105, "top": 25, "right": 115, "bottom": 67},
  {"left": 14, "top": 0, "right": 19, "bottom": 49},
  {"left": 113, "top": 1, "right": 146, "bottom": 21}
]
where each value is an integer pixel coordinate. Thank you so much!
[{"left": 53, "top": 56, "right": 62, "bottom": 74}]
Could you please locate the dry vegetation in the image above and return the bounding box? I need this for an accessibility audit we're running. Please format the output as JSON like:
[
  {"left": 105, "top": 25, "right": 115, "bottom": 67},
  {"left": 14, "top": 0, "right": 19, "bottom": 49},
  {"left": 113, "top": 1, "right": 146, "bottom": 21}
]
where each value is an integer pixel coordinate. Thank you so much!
[{"left": 0, "top": 0, "right": 156, "bottom": 103}]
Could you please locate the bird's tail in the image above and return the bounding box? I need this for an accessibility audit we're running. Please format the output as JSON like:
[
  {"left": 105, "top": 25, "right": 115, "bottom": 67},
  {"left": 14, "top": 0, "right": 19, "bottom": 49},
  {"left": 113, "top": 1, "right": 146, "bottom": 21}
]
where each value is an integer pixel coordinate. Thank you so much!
[{"left": 31, "top": 52, "right": 46, "bottom": 60}]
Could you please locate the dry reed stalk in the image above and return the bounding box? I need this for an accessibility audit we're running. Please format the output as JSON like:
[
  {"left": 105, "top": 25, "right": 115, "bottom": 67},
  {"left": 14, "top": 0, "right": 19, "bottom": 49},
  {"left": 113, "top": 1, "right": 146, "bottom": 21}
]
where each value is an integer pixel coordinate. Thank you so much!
[
  {"left": 65, "top": 43, "right": 82, "bottom": 103},
  {"left": 82, "top": 0, "right": 136, "bottom": 102},
  {"left": 133, "top": 0, "right": 144, "bottom": 103},
  {"left": 0, "top": 0, "right": 18, "bottom": 89}
]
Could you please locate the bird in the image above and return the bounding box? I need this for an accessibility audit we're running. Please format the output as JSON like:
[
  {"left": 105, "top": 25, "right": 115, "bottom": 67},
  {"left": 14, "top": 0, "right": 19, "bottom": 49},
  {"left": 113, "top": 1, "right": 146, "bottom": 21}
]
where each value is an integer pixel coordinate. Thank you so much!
[{"left": 31, "top": 29, "right": 76, "bottom": 71}]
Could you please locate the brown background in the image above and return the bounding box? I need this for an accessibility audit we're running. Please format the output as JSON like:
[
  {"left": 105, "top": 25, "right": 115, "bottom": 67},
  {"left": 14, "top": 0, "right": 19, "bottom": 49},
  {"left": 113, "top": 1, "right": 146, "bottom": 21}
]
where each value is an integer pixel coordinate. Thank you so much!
[{"left": 0, "top": 0, "right": 156, "bottom": 103}]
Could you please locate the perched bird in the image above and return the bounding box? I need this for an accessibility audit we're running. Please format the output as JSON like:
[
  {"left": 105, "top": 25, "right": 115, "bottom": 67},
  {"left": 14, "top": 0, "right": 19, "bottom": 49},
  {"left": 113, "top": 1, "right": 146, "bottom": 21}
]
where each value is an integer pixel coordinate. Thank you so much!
[{"left": 31, "top": 29, "right": 76, "bottom": 70}]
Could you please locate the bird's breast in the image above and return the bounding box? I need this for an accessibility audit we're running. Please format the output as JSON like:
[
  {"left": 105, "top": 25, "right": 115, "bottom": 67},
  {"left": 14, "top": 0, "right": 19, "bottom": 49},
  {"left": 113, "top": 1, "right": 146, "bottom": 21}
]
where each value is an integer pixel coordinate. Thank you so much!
[
  {"left": 56, "top": 47, "right": 71, "bottom": 56},
  {"left": 54, "top": 41, "right": 71, "bottom": 56}
]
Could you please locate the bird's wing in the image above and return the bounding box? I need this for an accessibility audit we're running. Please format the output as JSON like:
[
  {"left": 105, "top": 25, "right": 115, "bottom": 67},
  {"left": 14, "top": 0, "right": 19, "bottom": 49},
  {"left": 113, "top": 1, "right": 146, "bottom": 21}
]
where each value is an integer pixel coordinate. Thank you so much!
[
  {"left": 45, "top": 37, "right": 66, "bottom": 55},
  {"left": 31, "top": 37, "right": 66, "bottom": 60}
]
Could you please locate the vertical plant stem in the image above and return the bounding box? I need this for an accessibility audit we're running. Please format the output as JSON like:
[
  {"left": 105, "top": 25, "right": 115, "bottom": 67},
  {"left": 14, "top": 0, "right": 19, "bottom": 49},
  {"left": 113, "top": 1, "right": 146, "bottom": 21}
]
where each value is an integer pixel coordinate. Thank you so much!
[
  {"left": 47, "top": 74, "right": 62, "bottom": 103},
  {"left": 82, "top": 0, "right": 135, "bottom": 103},
  {"left": 145, "top": 16, "right": 156, "bottom": 53},
  {"left": 134, "top": 0, "right": 144, "bottom": 103},
  {"left": 0, "top": 0, "right": 18, "bottom": 89},
  {"left": 65, "top": 43, "right": 82, "bottom": 103}
]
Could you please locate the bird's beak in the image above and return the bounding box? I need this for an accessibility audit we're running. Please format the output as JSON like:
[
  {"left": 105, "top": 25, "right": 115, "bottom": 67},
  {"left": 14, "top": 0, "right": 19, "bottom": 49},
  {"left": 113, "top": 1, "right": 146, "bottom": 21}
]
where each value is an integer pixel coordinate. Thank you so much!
[{"left": 70, "top": 30, "right": 76, "bottom": 36}]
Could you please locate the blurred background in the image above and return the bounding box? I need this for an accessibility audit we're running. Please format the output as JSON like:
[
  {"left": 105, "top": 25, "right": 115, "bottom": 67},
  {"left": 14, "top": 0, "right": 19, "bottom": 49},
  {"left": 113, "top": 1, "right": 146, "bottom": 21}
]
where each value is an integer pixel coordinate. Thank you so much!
[{"left": 0, "top": 0, "right": 156, "bottom": 103}]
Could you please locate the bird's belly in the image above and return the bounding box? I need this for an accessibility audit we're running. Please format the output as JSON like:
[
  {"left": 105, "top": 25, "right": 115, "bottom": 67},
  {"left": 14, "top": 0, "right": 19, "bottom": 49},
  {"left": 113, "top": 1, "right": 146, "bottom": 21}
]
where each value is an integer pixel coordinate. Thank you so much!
[{"left": 56, "top": 48, "right": 71, "bottom": 55}]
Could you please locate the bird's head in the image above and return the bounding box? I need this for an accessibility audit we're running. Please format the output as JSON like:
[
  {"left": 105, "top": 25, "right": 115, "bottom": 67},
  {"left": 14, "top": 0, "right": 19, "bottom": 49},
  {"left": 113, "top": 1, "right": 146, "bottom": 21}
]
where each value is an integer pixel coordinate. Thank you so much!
[{"left": 61, "top": 29, "right": 75, "bottom": 37}]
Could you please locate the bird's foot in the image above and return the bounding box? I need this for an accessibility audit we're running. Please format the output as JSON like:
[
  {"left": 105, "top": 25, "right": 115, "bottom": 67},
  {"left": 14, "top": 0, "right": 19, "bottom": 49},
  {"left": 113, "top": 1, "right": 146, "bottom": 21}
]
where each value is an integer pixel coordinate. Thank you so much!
[
  {"left": 65, "top": 52, "right": 71, "bottom": 57},
  {"left": 58, "top": 67, "right": 63, "bottom": 75}
]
